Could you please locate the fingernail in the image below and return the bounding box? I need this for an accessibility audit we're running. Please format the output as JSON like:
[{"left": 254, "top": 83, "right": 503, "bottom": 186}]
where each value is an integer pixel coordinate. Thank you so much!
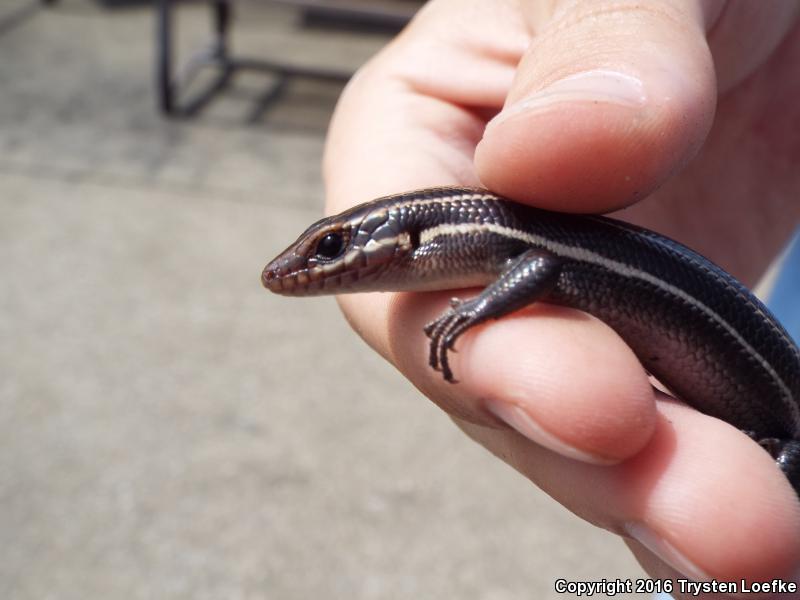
[
  {"left": 624, "top": 522, "right": 710, "bottom": 582},
  {"left": 488, "top": 69, "right": 647, "bottom": 129},
  {"left": 485, "top": 400, "right": 615, "bottom": 465}
]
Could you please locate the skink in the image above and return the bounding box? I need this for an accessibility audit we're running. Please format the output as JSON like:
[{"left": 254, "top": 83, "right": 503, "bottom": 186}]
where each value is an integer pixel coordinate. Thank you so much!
[{"left": 262, "top": 187, "right": 800, "bottom": 493}]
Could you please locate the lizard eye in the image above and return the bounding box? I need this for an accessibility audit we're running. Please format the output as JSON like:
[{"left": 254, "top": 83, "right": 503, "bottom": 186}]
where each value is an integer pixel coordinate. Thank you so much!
[{"left": 315, "top": 232, "right": 345, "bottom": 259}]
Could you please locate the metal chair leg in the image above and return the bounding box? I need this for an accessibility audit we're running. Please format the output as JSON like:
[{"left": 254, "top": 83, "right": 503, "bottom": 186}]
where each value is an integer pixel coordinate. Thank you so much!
[
  {"left": 156, "top": 0, "right": 174, "bottom": 115},
  {"left": 212, "top": 0, "right": 231, "bottom": 61}
]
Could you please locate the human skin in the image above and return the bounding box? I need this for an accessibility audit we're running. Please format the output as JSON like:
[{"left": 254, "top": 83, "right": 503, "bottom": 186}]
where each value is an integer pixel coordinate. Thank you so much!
[{"left": 322, "top": 0, "right": 800, "bottom": 592}]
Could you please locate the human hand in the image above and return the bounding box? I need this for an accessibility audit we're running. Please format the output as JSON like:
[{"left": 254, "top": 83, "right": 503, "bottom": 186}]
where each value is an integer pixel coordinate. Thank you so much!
[{"left": 323, "top": 0, "right": 800, "bottom": 589}]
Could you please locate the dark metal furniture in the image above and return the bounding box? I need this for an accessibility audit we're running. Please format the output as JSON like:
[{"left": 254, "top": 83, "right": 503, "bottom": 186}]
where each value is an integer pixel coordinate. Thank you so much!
[{"left": 155, "top": 0, "right": 420, "bottom": 117}]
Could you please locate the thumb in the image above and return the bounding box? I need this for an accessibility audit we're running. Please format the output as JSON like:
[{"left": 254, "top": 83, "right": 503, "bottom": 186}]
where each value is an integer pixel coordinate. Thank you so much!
[{"left": 475, "top": 0, "right": 718, "bottom": 212}]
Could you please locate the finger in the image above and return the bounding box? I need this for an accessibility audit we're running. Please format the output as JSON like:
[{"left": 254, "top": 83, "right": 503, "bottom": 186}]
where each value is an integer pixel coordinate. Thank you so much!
[
  {"left": 324, "top": 0, "right": 528, "bottom": 213},
  {"left": 707, "top": 1, "right": 800, "bottom": 93},
  {"left": 457, "top": 398, "right": 800, "bottom": 583},
  {"left": 387, "top": 291, "right": 657, "bottom": 463},
  {"left": 475, "top": 0, "right": 718, "bottom": 212}
]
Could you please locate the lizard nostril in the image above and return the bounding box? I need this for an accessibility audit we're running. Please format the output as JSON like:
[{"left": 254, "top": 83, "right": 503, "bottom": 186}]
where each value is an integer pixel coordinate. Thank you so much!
[{"left": 262, "top": 269, "right": 278, "bottom": 287}]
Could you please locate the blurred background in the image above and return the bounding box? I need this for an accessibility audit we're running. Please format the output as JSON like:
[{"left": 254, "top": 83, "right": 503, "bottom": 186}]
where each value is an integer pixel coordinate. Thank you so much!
[{"left": 1, "top": 1, "right": 796, "bottom": 599}]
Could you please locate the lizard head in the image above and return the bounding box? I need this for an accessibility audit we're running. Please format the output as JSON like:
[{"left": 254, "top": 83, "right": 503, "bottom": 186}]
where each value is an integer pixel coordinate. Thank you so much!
[{"left": 262, "top": 200, "right": 415, "bottom": 296}]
